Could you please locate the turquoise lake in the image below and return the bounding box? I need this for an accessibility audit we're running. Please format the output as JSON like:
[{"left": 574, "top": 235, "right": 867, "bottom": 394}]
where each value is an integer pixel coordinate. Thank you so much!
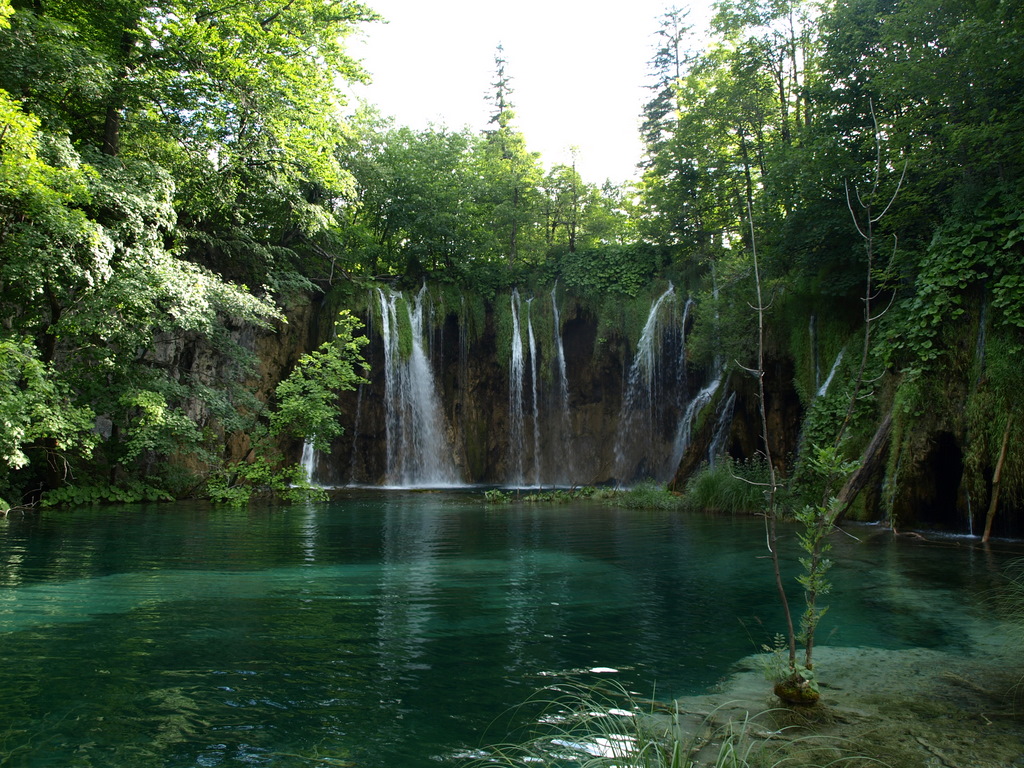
[{"left": 0, "top": 492, "right": 1020, "bottom": 767}]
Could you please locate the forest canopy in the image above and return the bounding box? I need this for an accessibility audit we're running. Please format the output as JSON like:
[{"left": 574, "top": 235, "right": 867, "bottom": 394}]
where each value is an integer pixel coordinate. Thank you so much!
[{"left": 1, "top": 0, "right": 1022, "bottom": 508}]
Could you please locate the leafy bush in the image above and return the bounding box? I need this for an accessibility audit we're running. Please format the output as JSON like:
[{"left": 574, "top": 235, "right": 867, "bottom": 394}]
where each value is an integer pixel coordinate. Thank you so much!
[
  {"left": 41, "top": 481, "right": 173, "bottom": 508},
  {"left": 205, "top": 458, "right": 327, "bottom": 507},
  {"left": 271, "top": 310, "right": 368, "bottom": 451},
  {"left": 558, "top": 244, "right": 665, "bottom": 298}
]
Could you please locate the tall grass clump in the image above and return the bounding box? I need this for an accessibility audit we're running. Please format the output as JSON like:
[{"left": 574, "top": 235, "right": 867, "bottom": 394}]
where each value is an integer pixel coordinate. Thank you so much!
[
  {"left": 469, "top": 682, "right": 882, "bottom": 768},
  {"left": 469, "top": 683, "right": 748, "bottom": 768},
  {"left": 682, "top": 459, "right": 770, "bottom": 514},
  {"left": 616, "top": 480, "right": 684, "bottom": 510}
]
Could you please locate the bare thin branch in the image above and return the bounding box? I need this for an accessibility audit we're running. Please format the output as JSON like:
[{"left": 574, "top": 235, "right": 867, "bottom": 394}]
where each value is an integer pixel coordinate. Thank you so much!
[{"left": 872, "top": 160, "right": 909, "bottom": 224}]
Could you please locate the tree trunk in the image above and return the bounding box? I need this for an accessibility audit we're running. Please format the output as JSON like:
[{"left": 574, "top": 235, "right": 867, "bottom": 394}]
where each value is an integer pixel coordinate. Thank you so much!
[
  {"left": 982, "top": 414, "right": 1013, "bottom": 543},
  {"left": 102, "top": 103, "right": 122, "bottom": 156},
  {"left": 101, "top": 28, "right": 137, "bottom": 157}
]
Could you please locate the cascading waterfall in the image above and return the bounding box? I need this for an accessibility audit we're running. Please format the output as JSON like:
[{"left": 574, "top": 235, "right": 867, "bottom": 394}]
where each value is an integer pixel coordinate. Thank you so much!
[
  {"left": 613, "top": 284, "right": 676, "bottom": 483},
  {"left": 346, "top": 383, "right": 364, "bottom": 483},
  {"left": 676, "top": 297, "right": 694, "bottom": 408},
  {"left": 526, "top": 298, "right": 542, "bottom": 486},
  {"left": 810, "top": 314, "right": 820, "bottom": 392},
  {"left": 378, "top": 286, "right": 460, "bottom": 487},
  {"left": 508, "top": 290, "right": 526, "bottom": 486},
  {"left": 667, "top": 376, "right": 722, "bottom": 477},
  {"left": 707, "top": 390, "right": 737, "bottom": 466},
  {"left": 300, "top": 439, "right": 317, "bottom": 484},
  {"left": 817, "top": 348, "right": 845, "bottom": 398},
  {"left": 551, "top": 286, "right": 571, "bottom": 482}
]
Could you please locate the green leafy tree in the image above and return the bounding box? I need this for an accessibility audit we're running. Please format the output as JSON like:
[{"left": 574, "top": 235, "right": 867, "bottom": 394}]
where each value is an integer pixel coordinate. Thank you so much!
[
  {"left": 209, "top": 311, "right": 368, "bottom": 505},
  {"left": 339, "top": 115, "right": 496, "bottom": 282},
  {"left": 477, "top": 46, "right": 545, "bottom": 266},
  {"left": 270, "top": 311, "right": 369, "bottom": 451},
  {"left": 0, "top": 0, "right": 377, "bottom": 503}
]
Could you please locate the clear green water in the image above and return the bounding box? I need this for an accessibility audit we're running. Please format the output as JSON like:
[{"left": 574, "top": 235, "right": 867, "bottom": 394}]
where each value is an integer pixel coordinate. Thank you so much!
[{"left": 0, "top": 492, "right": 1019, "bottom": 767}]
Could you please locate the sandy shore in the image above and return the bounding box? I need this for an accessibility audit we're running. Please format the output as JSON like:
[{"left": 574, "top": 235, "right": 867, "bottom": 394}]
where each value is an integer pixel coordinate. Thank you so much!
[{"left": 663, "top": 637, "right": 1024, "bottom": 767}]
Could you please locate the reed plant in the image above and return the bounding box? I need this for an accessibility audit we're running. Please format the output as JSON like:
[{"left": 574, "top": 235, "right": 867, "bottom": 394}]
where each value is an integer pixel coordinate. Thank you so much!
[
  {"left": 469, "top": 682, "right": 882, "bottom": 768},
  {"left": 682, "top": 460, "right": 770, "bottom": 515}
]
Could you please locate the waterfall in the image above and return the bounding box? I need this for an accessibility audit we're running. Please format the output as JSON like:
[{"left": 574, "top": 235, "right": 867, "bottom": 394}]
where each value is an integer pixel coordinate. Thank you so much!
[
  {"left": 551, "top": 286, "right": 571, "bottom": 482},
  {"left": 378, "top": 287, "right": 460, "bottom": 487},
  {"left": 526, "top": 298, "right": 541, "bottom": 486},
  {"left": 667, "top": 376, "right": 722, "bottom": 477},
  {"left": 817, "top": 349, "right": 845, "bottom": 398},
  {"left": 974, "top": 299, "right": 987, "bottom": 389},
  {"left": 676, "top": 297, "right": 694, "bottom": 408},
  {"left": 300, "top": 439, "right": 317, "bottom": 484},
  {"left": 346, "top": 383, "right": 364, "bottom": 484},
  {"left": 810, "top": 314, "right": 820, "bottom": 392},
  {"left": 613, "top": 284, "right": 676, "bottom": 483},
  {"left": 707, "top": 390, "right": 736, "bottom": 466},
  {"left": 508, "top": 290, "right": 526, "bottom": 486}
]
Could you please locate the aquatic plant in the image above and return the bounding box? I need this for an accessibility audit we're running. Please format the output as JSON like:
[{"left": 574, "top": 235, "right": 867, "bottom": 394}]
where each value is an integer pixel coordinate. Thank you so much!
[
  {"left": 469, "top": 683, "right": 731, "bottom": 768},
  {"left": 483, "top": 487, "right": 606, "bottom": 505},
  {"left": 741, "top": 189, "right": 803, "bottom": 704},
  {"left": 785, "top": 444, "right": 857, "bottom": 701}
]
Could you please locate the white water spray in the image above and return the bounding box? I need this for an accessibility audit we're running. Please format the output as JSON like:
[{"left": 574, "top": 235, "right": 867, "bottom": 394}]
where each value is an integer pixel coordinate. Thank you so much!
[
  {"left": 613, "top": 284, "right": 676, "bottom": 482},
  {"left": 300, "top": 439, "right": 317, "bottom": 484},
  {"left": 667, "top": 376, "right": 722, "bottom": 476},
  {"left": 551, "top": 286, "right": 571, "bottom": 482},
  {"left": 817, "top": 349, "right": 845, "bottom": 398},
  {"left": 526, "top": 298, "right": 541, "bottom": 486},
  {"left": 707, "top": 390, "right": 737, "bottom": 466}
]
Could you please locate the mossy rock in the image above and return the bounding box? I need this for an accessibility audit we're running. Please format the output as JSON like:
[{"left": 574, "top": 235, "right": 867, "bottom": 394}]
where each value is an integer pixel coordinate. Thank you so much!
[{"left": 774, "top": 676, "right": 821, "bottom": 706}]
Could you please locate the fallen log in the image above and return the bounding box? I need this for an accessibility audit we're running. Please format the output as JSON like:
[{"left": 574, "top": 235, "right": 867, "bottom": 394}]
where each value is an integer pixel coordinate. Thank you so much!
[{"left": 834, "top": 410, "right": 893, "bottom": 524}]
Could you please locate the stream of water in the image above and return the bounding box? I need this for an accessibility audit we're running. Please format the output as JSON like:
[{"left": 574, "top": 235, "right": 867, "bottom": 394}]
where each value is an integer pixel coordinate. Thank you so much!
[{"left": 0, "top": 495, "right": 1020, "bottom": 767}]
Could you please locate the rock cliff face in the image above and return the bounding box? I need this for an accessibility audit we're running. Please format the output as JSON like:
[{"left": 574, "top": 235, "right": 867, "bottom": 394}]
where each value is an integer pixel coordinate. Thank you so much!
[
  {"left": 144, "top": 297, "right": 322, "bottom": 478},
  {"left": 316, "top": 299, "right": 639, "bottom": 486}
]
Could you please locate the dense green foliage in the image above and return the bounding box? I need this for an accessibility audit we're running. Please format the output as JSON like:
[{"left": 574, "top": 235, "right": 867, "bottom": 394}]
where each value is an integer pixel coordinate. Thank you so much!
[
  {"left": 0, "top": 0, "right": 375, "bottom": 506},
  {"left": 636, "top": 0, "right": 1024, "bottom": 515}
]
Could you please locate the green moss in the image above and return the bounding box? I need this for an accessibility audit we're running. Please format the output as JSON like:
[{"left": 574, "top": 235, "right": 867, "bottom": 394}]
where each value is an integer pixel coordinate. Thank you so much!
[
  {"left": 784, "top": 297, "right": 857, "bottom": 407},
  {"left": 527, "top": 292, "right": 556, "bottom": 384},
  {"left": 965, "top": 326, "right": 1024, "bottom": 509},
  {"left": 593, "top": 282, "right": 678, "bottom": 353},
  {"left": 461, "top": 291, "right": 488, "bottom": 343},
  {"left": 493, "top": 290, "right": 515, "bottom": 370}
]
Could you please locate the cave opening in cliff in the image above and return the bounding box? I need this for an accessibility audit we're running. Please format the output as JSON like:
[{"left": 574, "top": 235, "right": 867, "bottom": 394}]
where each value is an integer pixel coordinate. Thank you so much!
[{"left": 918, "top": 431, "right": 965, "bottom": 531}]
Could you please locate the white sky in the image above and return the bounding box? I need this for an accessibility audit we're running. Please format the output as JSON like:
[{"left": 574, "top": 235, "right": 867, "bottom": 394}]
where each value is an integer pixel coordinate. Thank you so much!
[{"left": 346, "top": 0, "right": 715, "bottom": 186}]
